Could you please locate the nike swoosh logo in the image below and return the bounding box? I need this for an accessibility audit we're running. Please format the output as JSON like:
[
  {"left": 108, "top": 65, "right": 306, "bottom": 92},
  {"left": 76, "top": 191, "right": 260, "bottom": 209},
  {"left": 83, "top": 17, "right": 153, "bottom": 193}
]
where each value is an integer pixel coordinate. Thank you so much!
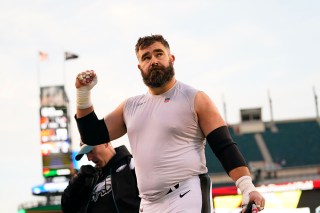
[
  {"left": 179, "top": 190, "right": 191, "bottom": 198},
  {"left": 137, "top": 102, "right": 146, "bottom": 106}
]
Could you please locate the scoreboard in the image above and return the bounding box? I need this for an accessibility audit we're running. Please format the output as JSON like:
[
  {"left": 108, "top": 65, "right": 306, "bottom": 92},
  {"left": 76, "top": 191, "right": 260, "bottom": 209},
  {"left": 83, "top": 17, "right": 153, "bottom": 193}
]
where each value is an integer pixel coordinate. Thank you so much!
[{"left": 39, "top": 86, "right": 72, "bottom": 178}]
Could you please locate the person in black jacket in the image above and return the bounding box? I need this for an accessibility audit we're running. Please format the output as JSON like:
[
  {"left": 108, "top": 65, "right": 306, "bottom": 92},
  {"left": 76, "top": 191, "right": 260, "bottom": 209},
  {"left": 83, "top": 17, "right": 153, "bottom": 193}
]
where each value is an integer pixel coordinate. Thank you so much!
[{"left": 61, "top": 142, "right": 140, "bottom": 213}]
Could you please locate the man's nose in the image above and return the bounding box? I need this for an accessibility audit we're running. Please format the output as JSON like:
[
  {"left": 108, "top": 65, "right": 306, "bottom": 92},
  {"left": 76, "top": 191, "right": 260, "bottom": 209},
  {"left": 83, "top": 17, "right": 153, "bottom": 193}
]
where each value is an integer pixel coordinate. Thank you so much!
[
  {"left": 86, "top": 153, "right": 93, "bottom": 161},
  {"left": 151, "top": 56, "right": 159, "bottom": 66}
]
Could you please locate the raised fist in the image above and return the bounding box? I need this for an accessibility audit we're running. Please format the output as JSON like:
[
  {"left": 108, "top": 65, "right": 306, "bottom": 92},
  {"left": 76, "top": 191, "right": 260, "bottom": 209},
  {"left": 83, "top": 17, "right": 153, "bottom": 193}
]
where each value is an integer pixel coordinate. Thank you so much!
[{"left": 75, "top": 70, "right": 97, "bottom": 89}]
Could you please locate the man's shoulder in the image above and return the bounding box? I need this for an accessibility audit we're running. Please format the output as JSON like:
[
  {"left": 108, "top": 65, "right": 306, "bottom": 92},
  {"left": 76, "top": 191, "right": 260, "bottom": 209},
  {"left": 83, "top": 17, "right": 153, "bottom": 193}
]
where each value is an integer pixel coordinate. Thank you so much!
[
  {"left": 176, "top": 80, "right": 198, "bottom": 90},
  {"left": 175, "top": 81, "right": 199, "bottom": 99},
  {"left": 124, "top": 94, "right": 147, "bottom": 108}
]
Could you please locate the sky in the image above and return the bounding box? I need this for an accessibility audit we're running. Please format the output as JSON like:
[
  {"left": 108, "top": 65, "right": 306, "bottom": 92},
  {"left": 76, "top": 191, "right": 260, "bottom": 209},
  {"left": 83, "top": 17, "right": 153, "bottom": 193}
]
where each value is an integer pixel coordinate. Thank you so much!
[{"left": 0, "top": 0, "right": 320, "bottom": 212}]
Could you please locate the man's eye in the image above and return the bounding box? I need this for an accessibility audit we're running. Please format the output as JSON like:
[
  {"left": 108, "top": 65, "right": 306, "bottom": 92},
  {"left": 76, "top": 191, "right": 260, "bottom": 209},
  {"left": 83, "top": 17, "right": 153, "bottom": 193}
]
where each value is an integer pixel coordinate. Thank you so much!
[{"left": 142, "top": 56, "right": 150, "bottom": 61}]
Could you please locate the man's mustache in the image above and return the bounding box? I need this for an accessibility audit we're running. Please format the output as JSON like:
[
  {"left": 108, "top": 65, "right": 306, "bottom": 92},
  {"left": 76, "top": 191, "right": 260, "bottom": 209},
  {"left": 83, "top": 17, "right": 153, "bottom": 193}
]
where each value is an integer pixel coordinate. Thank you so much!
[{"left": 149, "top": 65, "right": 165, "bottom": 72}]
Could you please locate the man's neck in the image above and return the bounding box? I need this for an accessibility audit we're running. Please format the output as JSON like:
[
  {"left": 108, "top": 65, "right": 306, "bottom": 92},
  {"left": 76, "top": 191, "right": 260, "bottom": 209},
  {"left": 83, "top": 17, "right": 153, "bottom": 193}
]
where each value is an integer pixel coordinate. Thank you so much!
[{"left": 148, "top": 77, "right": 176, "bottom": 95}]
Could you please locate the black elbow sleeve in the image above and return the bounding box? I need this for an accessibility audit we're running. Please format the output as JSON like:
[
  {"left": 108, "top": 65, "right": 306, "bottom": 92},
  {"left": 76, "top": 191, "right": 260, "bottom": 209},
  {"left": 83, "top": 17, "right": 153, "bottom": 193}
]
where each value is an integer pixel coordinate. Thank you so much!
[
  {"left": 206, "top": 126, "right": 247, "bottom": 174},
  {"left": 75, "top": 111, "right": 110, "bottom": 145}
]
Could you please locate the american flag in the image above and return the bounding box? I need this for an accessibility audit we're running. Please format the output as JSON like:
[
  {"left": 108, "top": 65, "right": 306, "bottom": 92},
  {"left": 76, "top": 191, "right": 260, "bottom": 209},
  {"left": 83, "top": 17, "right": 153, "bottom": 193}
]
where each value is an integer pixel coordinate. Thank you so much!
[{"left": 39, "top": 51, "right": 48, "bottom": 61}]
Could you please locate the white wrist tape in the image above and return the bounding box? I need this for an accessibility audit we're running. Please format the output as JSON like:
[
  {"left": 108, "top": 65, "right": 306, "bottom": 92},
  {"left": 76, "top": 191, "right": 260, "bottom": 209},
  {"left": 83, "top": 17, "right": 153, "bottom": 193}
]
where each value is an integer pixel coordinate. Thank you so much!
[
  {"left": 236, "top": 176, "right": 256, "bottom": 205},
  {"left": 76, "top": 76, "right": 98, "bottom": 109}
]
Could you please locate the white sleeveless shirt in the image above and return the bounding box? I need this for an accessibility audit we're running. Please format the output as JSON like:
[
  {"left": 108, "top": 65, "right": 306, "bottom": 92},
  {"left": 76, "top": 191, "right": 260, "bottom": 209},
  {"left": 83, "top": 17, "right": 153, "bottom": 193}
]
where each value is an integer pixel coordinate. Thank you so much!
[{"left": 123, "top": 81, "right": 208, "bottom": 201}]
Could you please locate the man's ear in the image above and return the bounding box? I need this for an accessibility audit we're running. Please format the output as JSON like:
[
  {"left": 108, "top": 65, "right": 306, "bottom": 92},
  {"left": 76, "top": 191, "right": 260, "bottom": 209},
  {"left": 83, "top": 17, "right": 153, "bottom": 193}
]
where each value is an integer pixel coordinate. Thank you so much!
[
  {"left": 138, "top": 64, "right": 141, "bottom": 70},
  {"left": 170, "top": 54, "right": 175, "bottom": 64}
]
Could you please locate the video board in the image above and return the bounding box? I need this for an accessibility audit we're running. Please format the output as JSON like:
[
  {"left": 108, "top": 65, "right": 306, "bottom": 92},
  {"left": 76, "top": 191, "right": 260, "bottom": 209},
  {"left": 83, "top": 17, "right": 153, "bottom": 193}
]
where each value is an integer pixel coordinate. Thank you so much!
[{"left": 40, "top": 86, "right": 72, "bottom": 177}]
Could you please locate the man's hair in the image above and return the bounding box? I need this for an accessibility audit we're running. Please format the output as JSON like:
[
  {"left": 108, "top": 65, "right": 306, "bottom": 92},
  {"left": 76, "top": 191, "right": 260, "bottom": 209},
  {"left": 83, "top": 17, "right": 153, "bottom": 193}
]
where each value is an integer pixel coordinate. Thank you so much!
[{"left": 135, "top": 34, "right": 170, "bottom": 53}]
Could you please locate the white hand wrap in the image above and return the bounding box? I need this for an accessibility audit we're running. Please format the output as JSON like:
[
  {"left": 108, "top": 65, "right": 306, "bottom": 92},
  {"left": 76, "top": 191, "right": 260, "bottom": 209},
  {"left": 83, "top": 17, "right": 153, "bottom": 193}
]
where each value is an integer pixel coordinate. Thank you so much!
[
  {"left": 76, "top": 76, "right": 98, "bottom": 109},
  {"left": 235, "top": 176, "right": 256, "bottom": 205}
]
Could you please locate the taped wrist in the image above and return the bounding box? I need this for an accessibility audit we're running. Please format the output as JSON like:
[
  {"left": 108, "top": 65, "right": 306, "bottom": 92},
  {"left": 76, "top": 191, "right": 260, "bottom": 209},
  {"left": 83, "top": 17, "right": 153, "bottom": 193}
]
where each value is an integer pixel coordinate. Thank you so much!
[
  {"left": 206, "top": 126, "right": 247, "bottom": 173},
  {"left": 236, "top": 176, "right": 256, "bottom": 205},
  {"left": 77, "top": 87, "right": 92, "bottom": 109},
  {"left": 75, "top": 111, "right": 110, "bottom": 145},
  {"left": 76, "top": 76, "right": 97, "bottom": 109}
]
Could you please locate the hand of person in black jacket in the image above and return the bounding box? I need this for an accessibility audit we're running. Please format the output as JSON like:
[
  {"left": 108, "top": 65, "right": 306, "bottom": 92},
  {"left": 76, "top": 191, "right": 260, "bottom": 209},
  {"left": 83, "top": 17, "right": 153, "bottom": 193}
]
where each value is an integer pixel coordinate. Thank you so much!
[
  {"left": 69, "top": 165, "right": 96, "bottom": 186},
  {"left": 78, "top": 165, "right": 97, "bottom": 178},
  {"left": 61, "top": 165, "right": 98, "bottom": 213}
]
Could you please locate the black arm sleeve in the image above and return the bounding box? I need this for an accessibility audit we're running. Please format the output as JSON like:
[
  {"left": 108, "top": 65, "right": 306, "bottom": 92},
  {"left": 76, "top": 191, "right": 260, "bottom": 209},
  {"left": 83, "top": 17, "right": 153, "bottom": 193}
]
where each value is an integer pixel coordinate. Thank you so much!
[
  {"left": 206, "top": 126, "right": 247, "bottom": 174},
  {"left": 75, "top": 111, "right": 110, "bottom": 146}
]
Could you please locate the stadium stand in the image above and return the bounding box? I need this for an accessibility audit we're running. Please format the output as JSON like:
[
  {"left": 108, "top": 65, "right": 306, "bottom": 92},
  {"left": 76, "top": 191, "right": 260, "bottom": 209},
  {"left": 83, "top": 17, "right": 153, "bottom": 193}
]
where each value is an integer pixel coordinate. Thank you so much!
[
  {"left": 206, "top": 117, "right": 320, "bottom": 186},
  {"left": 262, "top": 119, "right": 320, "bottom": 167}
]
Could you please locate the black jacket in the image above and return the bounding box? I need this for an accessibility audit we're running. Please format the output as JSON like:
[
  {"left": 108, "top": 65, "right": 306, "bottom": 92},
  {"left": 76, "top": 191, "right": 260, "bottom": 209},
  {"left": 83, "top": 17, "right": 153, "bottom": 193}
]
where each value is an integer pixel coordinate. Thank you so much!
[{"left": 61, "top": 145, "right": 140, "bottom": 213}]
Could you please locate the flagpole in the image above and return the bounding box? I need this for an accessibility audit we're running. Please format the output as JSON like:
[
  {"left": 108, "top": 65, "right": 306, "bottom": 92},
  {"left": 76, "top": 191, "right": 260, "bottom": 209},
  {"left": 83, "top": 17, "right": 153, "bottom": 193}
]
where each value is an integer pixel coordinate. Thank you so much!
[
  {"left": 268, "top": 90, "right": 278, "bottom": 132},
  {"left": 222, "top": 93, "right": 227, "bottom": 125},
  {"left": 37, "top": 53, "right": 41, "bottom": 102},
  {"left": 63, "top": 52, "right": 66, "bottom": 88},
  {"left": 38, "top": 51, "right": 48, "bottom": 87},
  {"left": 37, "top": 54, "right": 40, "bottom": 88},
  {"left": 268, "top": 90, "right": 274, "bottom": 123},
  {"left": 64, "top": 51, "right": 79, "bottom": 88},
  {"left": 313, "top": 86, "right": 319, "bottom": 120}
]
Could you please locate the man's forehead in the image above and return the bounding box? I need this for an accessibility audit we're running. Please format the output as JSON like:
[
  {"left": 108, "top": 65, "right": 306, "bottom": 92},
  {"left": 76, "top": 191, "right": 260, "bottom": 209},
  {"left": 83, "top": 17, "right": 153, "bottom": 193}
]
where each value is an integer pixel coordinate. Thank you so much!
[
  {"left": 141, "top": 42, "right": 165, "bottom": 50},
  {"left": 138, "top": 42, "right": 168, "bottom": 57}
]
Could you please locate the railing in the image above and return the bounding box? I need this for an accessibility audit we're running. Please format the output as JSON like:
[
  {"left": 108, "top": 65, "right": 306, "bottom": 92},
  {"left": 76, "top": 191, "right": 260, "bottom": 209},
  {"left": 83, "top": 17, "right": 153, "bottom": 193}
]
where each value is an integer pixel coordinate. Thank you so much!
[{"left": 209, "top": 164, "right": 320, "bottom": 185}]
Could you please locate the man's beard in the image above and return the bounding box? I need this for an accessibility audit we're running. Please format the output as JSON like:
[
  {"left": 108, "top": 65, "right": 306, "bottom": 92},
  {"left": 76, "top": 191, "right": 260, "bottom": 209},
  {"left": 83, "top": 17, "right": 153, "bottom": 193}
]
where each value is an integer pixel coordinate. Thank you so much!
[{"left": 140, "top": 61, "right": 175, "bottom": 88}]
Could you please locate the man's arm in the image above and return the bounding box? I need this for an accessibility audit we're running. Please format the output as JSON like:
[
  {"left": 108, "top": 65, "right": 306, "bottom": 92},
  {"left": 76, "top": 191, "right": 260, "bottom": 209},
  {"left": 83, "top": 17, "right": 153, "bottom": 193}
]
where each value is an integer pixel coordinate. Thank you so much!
[
  {"left": 75, "top": 70, "right": 127, "bottom": 145},
  {"left": 195, "top": 92, "right": 246, "bottom": 176},
  {"left": 75, "top": 70, "right": 96, "bottom": 118},
  {"left": 195, "top": 91, "right": 265, "bottom": 211},
  {"left": 61, "top": 165, "right": 97, "bottom": 213}
]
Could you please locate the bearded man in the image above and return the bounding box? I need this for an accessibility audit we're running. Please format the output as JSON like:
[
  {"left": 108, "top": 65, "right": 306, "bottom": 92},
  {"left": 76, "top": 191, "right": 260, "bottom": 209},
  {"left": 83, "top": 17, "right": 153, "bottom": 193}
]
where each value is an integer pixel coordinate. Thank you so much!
[{"left": 74, "top": 34, "right": 265, "bottom": 213}]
